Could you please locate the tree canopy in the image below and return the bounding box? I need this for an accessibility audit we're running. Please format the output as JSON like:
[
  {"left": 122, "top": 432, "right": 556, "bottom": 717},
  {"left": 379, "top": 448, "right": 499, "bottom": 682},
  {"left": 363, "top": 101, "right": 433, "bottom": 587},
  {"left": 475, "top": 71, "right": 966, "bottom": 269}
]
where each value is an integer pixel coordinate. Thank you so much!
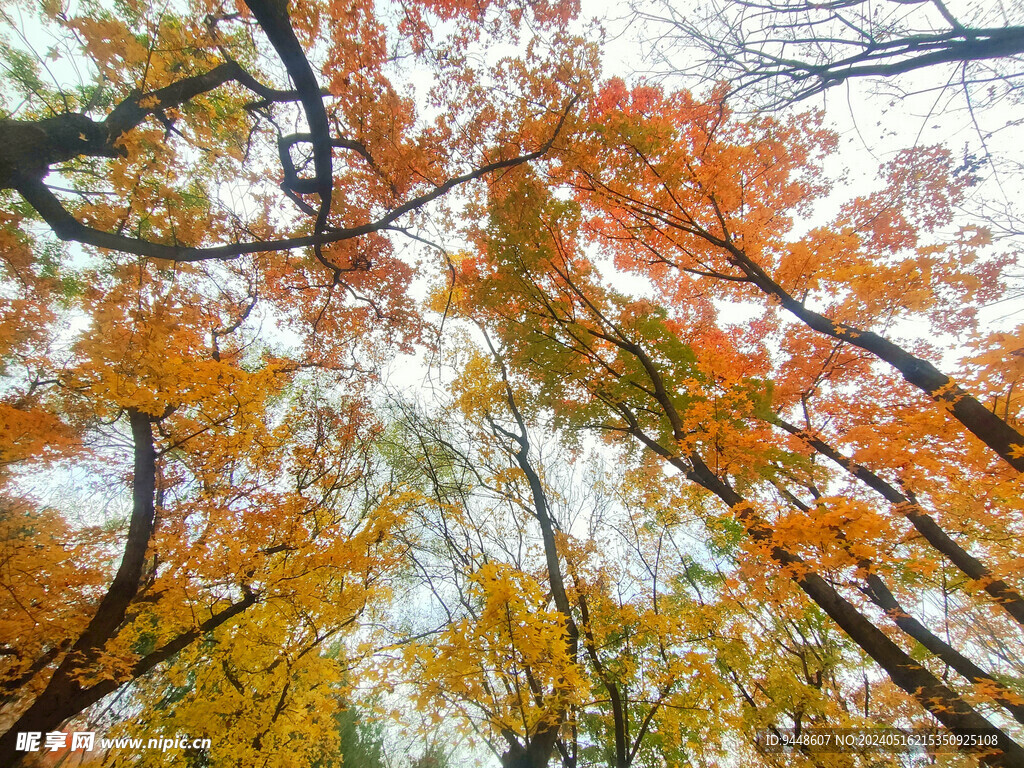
[{"left": 1, "top": 0, "right": 1022, "bottom": 767}]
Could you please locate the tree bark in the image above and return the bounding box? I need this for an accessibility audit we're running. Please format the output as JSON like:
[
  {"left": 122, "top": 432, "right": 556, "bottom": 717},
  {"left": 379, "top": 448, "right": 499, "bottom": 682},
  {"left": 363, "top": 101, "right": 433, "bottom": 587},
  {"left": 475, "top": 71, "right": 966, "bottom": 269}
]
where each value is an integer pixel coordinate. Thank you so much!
[
  {"left": 724, "top": 243, "right": 1024, "bottom": 472},
  {"left": 0, "top": 411, "right": 256, "bottom": 767},
  {"left": 773, "top": 415, "right": 1024, "bottom": 627}
]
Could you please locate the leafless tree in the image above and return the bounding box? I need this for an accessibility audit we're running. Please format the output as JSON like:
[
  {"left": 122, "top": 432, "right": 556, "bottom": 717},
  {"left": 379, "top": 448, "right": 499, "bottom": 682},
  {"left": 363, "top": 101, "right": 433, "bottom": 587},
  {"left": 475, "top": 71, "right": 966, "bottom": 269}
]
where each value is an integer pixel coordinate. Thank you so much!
[
  {"left": 639, "top": 0, "right": 1024, "bottom": 110},
  {"left": 635, "top": 0, "right": 1024, "bottom": 298}
]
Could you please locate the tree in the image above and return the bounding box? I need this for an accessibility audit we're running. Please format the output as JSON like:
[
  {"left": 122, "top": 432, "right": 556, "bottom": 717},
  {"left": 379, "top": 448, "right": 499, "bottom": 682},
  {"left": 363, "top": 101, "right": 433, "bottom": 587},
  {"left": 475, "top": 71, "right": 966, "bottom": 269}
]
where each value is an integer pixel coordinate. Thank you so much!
[
  {"left": 445, "top": 110, "right": 1024, "bottom": 765},
  {"left": 0, "top": 0, "right": 584, "bottom": 264},
  {"left": 0, "top": 368, "right": 404, "bottom": 763},
  {"left": 385, "top": 383, "right": 585, "bottom": 768},
  {"left": 638, "top": 0, "right": 1024, "bottom": 109},
  {"left": 0, "top": 0, "right": 589, "bottom": 761},
  {"left": 386, "top": 344, "right": 955, "bottom": 768},
  {"left": 636, "top": 0, "right": 1024, "bottom": 243},
  {"left": 569, "top": 81, "right": 1023, "bottom": 471}
]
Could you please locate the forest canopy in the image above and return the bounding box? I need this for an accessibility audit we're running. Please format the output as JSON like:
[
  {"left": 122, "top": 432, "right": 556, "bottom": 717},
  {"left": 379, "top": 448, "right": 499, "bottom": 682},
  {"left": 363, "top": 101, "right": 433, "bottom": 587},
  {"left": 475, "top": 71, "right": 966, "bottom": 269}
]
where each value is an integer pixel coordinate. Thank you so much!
[{"left": 1, "top": 0, "right": 1022, "bottom": 766}]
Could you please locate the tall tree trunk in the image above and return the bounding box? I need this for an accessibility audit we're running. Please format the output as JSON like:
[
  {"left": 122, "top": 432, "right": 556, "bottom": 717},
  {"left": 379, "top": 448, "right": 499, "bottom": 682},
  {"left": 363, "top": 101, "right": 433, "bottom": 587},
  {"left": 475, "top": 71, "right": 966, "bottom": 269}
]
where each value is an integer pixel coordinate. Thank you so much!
[
  {"left": 0, "top": 411, "right": 256, "bottom": 766},
  {"left": 772, "top": 415, "right": 1024, "bottom": 626},
  {"left": 723, "top": 242, "right": 1024, "bottom": 472},
  {"left": 489, "top": 338, "right": 579, "bottom": 768},
  {"left": 623, "top": 413, "right": 1024, "bottom": 768}
]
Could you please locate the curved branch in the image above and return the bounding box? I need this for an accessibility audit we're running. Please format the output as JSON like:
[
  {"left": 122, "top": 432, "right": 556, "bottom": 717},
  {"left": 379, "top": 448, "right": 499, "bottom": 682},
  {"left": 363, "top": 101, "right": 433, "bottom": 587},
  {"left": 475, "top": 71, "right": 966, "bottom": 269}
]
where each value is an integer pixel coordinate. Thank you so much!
[
  {"left": 0, "top": 60, "right": 279, "bottom": 188},
  {"left": 14, "top": 97, "right": 578, "bottom": 263},
  {"left": 241, "top": 0, "right": 333, "bottom": 265}
]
